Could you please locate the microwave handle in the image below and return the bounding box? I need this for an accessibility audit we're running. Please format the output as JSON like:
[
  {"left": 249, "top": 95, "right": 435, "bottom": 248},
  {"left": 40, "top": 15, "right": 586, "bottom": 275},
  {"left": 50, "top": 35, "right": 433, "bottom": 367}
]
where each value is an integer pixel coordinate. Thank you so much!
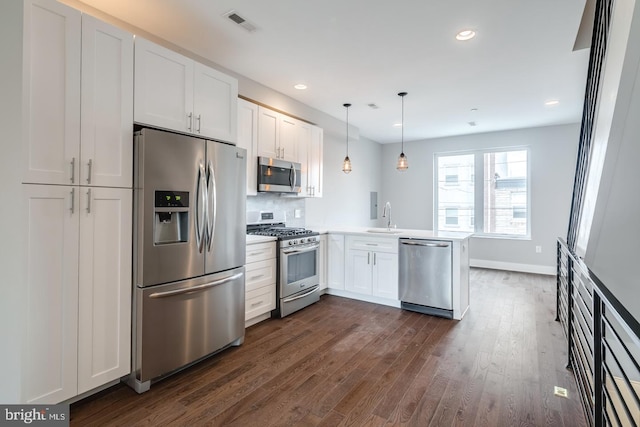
[{"left": 290, "top": 163, "right": 297, "bottom": 191}]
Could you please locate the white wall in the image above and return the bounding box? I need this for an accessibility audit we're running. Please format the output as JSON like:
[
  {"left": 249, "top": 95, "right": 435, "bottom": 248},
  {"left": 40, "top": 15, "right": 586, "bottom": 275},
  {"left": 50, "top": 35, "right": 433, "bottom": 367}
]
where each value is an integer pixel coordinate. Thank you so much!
[
  {"left": 306, "top": 133, "right": 382, "bottom": 227},
  {"left": 380, "top": 124, "right": 580, "bottom": 273},
  {"left": 585, "top": 0, "right": 640, "bottom": 321},
  {"left": 0, "top": 0, "right": 25, "bottom": 403}
]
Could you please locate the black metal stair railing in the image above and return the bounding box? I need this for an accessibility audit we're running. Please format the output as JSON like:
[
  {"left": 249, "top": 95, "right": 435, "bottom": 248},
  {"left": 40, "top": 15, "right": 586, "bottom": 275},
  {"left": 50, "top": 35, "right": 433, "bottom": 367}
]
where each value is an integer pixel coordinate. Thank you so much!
[{"left": 557, "top": 238, "right": 640, "bottom": 426}]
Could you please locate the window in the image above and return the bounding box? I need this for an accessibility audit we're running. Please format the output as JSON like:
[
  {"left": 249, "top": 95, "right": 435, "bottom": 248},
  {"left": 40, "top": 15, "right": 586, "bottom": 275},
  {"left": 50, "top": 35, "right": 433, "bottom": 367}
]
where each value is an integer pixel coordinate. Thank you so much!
[
  {"left": 445, "top": 208, "right": 458, "bottom": 225},
  {"left": 435, "top": 149, "right": 529, "bottom": 237},
  {"left": 445, "top": 174, "right": 459, "bottom": 185}
]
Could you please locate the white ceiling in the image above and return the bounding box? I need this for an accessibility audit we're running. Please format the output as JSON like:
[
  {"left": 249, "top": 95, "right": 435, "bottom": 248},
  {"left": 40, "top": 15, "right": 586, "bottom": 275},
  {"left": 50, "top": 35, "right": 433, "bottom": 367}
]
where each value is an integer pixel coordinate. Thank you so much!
[{"left": 76, "top": 0, "right": 590, "bottom": 143}]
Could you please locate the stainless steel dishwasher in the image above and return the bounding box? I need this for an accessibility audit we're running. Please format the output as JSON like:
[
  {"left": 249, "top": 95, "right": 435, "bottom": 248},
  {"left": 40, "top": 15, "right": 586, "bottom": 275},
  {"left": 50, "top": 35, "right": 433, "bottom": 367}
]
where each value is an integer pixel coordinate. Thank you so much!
[{"left": 399, "top": 238, "right": 453, "bottom": 319}]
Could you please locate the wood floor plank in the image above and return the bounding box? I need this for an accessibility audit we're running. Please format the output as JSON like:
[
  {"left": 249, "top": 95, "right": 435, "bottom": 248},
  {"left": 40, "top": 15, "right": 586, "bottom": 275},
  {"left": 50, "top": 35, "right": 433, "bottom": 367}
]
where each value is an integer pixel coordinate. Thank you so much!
[{"left": 70, "top": 268, "right": 588, "bottom": 427}]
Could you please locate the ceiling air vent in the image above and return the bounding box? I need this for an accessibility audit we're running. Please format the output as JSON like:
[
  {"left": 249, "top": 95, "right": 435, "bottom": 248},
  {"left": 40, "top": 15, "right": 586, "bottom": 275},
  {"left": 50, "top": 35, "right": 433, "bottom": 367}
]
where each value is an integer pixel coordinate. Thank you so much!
[{"left": 223, "top": 10, "right": 257, "bottom": 33}]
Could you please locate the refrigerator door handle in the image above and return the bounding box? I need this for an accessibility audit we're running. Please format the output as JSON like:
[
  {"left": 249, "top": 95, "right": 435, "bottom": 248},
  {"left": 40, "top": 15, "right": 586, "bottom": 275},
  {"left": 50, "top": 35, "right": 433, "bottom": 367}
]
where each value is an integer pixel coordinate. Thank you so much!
[
  {"left": 206, "top": 160, "right": 217, "bottom": 251},
  {"left": 195, "top": 162, "right": 207, "bottom": 253},
  {"left": 148, "top": 272, "right": 244, "bottom": 298}
]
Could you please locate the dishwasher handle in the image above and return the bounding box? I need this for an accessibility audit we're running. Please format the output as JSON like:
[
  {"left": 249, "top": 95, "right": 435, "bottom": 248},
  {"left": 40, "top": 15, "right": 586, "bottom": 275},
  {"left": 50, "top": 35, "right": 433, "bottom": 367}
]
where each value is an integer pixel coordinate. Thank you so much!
[{"left": 400, "top": 240, "right": 450, "bottom": 248}]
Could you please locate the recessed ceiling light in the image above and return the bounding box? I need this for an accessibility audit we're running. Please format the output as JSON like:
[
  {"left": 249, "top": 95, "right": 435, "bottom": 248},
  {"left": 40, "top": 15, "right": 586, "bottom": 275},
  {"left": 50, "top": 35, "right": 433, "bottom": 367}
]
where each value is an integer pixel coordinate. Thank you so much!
[
  {"left": 393, "top": 123, "right": 402, "bottom": 127},
  {"left": 456, "top": 30, "right": 476, "bottom": 41},
  {"left": 294, "top": 84, "right": 307, "bottom": 90},
  {"left": 545, "top": 99, "right": 560, "bottom": 106}
]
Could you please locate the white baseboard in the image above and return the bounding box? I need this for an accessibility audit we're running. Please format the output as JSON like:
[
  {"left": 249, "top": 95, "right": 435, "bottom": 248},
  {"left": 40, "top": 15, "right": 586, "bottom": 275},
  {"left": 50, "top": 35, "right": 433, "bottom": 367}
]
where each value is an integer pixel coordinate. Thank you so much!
[
  {"left": 470, "top": 259, "right": 556, "bottom": 275},
  {"left": 324, "top": 289, "right": 401, "bottom": 308}
]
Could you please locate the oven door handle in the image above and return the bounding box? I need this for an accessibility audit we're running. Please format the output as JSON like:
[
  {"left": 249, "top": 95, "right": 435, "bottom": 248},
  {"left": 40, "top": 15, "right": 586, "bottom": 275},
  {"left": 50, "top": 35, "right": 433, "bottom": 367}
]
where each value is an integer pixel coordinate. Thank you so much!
[
  {"left": 282, "top": 285, "right": 320, "bottom": 303},
  {"left": 148, "top": 272, "right": 243, "bottom": 298},
  {"left": 281, "top": 243, "right": 320, "bottom": 255}
]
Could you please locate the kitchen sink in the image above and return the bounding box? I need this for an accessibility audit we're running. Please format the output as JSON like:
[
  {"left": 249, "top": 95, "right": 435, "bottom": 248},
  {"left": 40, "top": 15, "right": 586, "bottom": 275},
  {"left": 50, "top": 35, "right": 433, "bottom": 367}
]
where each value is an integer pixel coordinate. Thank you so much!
[{"left": 366, "top": 229, "right": 403, "bottom": 234}]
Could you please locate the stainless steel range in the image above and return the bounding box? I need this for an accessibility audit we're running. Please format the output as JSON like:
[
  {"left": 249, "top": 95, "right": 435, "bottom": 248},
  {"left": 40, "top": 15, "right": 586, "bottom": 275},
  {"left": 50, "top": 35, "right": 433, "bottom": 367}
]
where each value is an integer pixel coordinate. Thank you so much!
[{"left": 247, "top": 212, "right": 320, "bottom": 317}]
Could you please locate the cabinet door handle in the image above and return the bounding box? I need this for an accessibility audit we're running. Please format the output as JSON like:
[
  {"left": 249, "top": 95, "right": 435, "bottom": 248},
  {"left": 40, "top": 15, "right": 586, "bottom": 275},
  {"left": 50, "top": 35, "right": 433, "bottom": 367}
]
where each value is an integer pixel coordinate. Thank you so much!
[
  {"left": 86, "top": 189, "right": 91, "bottom": 214},
  {"left": 368, "top": 252, "right": 370, "bottom": 265},
  {"left": 374, "top": 253, "right": 377, "bottom": 265},
  {"left": 87, "top": 159, "right": 92, "bottom": 184},
  {"left": 196, "top": 114, "right": 201, "bottom": 133},
  {"left": 250, "top": 274, "right": 265, "bottom": 281},
  {"left": 187, "top": 112, "right": 193, "bottom": 131},
  {"left": 251, "top": 300, "right": 264, "bottom": 308},
  {"left": 70, "top": 188, "right": 75, "bottom": 214},
  {"left": 70, "top": 157, "right": 75, "bottom": 183}
]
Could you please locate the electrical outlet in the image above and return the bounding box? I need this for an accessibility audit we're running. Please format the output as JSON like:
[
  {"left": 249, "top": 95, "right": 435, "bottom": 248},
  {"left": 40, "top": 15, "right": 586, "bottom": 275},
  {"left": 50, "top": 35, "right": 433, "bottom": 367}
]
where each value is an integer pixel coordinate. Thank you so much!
[
  {"left": 294, "top": 209, "right": 302, "bottom": 219},
  {"left": 535, "top": 245, "right": 542, "bottom": 253},
  {"left": 554, "top": 386, "right": 568, "bottom": 398}
]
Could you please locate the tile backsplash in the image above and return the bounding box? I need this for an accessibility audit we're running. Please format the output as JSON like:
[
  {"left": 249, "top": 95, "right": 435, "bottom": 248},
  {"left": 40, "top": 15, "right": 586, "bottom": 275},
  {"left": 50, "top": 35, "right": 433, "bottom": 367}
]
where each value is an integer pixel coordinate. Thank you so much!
[{"left": 246, "top": 193, "right": 305, "bottom": 227}]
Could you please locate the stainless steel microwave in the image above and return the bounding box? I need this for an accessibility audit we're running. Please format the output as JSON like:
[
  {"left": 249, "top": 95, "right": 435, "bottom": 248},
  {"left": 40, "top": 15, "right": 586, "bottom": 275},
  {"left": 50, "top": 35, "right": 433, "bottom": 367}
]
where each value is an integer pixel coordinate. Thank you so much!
[{"left": 257, "top": 156, "right": 301, "bottom": 193}]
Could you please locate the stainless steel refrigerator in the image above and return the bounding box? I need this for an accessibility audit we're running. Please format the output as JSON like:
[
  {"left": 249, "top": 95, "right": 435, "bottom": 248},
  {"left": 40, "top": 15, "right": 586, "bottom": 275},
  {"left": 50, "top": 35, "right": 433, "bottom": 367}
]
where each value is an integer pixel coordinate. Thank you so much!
[{"left": 128, "top": 128, "right": 246, "bottom": 393}]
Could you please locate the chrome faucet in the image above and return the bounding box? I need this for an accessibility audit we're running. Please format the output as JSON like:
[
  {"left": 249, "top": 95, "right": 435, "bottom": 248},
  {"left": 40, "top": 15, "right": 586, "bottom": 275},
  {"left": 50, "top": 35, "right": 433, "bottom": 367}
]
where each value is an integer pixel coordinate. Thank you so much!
[{"left": 382, "top": 201, "right": 392, "bottom": 230}]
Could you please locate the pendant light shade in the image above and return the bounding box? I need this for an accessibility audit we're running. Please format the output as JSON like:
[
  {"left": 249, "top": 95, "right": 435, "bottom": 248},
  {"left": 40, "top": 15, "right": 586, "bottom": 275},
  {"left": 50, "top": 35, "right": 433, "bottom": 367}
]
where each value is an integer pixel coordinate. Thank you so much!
[
  {"left": 342, "top": 103, "right": 352, "bottom": 174},
  {"left": 397, "top": 92, "right": 408, "bottom": 171}
]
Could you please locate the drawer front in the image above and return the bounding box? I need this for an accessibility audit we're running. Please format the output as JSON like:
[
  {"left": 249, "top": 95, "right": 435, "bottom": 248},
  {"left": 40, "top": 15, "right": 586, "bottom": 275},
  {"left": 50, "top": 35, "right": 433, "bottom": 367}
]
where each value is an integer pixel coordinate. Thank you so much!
[
  {"left": 246, "top": 259, "right": 276, "bottom": 292},
  {"left": 346, "top": 235, "right": 398, "bottom": 253},
  {"left": 245, "top": 285, "right": 276, "bottom": 321},
  {"left": 246, "top": 241, "right": 276, "bottom": 264}
]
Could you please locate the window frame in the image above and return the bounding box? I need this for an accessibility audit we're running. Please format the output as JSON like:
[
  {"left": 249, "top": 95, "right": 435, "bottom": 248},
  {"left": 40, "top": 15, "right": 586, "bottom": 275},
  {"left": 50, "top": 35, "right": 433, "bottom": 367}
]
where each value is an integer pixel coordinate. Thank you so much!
[{"left": 434, "top": 146, "right": 531, "bottom": 239}]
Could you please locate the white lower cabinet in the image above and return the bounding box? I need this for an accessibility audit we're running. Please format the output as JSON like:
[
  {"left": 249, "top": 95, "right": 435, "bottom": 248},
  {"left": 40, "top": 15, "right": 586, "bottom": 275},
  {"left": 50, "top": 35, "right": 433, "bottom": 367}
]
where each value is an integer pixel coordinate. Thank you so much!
[
  {"left": 327, "top": 234, "right": 345, "bottom": 290},
  {"left": 23, "top": 185, "right": 79, "bottom": 404},
  {"left": 319, "top": 235, "right": 328, "bottom": 290},
  {"left": 77, "top": 187, "right": 132, "bottom": 394},
  {"left": 245, "top": 241, "right": 276, "bottom": 326},
  {"left": 344, "top": 236, "right": 398, "bottom": 300},
  {"left": 23, "top": 184, "right": 131, "bottom": 403}
]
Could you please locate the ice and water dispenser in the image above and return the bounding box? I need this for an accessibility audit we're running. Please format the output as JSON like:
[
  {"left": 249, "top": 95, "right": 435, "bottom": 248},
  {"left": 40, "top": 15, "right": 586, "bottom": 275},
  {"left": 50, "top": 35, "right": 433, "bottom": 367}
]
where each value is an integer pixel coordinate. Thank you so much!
[{"left": 154, "top": 191, "right": 189, "bottom": 245}]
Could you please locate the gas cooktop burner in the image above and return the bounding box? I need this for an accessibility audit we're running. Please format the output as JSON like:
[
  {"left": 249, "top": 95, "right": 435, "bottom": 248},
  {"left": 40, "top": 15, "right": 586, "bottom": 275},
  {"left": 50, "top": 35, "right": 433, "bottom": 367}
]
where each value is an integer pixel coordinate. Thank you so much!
[{"left": 246, "top": 223, "right": 318, "bottom": 240}]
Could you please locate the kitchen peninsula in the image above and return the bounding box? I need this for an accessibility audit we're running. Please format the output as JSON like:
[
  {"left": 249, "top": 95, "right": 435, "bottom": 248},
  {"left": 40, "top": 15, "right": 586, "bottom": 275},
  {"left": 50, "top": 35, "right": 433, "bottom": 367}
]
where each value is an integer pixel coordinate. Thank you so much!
[{"left": 318, "top": 228, "right": 472, "bottom": 320}]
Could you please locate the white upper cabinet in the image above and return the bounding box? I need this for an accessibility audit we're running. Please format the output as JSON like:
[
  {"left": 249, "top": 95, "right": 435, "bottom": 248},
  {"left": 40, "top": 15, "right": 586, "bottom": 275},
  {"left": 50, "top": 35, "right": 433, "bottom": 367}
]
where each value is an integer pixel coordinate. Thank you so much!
[
  {"left": 308, "top": 126, "right": 323, "bottom": 197},
  {"left": 257, "top": 106, "right": 280, "bottom": 159},
  {"left": 298, "top": 122, "right": 323, "bottom": 198},
  {"left": 134, "top": 38, "right": 238, "bottom": 144},
  {"left": 237, "top": 99, "right": 258, "bottom": 196},
  {"left": 134, "top": 38, "right": 193, "bottom": 133},
  {"left": 257, "top": 106, "right": 298, "bottom": 162},
  {"left": 193, "top": 62, "right": 237, "bottom": 143},
  {"left": 81, "top": 15, "right": 133, "bottom": 188},
  {"left": 23, "top": 0, "right": 81, "bottom": 186},
  {"left": 279, "top": 115, "right": 298, "bottom": 162},
  {"left": 23, "top": 2, "right": 133, "bottom": 188}
]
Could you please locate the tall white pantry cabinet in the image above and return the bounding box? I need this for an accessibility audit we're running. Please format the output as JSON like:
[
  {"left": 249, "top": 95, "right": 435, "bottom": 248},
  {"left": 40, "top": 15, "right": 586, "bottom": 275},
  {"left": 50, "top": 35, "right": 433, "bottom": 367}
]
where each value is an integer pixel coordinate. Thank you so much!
[{"left": 20, "top": 0, "right": 133, "bottom": 403}]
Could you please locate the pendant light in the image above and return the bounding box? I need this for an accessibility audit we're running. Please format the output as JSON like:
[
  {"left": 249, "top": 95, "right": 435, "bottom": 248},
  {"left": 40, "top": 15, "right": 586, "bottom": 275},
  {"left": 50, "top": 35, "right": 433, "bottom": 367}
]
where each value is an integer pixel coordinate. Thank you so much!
[
  {"left": 397, "top": 92, "right": 409, "bottom": 171},
  {"left": 342, "top": 103, "right": 352, "bottom": 174}
]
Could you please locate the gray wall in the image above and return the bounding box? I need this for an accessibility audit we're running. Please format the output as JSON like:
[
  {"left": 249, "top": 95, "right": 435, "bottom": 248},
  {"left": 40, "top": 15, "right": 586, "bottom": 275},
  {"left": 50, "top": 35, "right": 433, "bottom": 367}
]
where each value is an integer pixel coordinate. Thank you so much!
[
  {"left": 380, "top": 124, "right": 580, "bottom": 272},
  {"left": 585, "top": 0, "right": 640, "bottom": 321}
]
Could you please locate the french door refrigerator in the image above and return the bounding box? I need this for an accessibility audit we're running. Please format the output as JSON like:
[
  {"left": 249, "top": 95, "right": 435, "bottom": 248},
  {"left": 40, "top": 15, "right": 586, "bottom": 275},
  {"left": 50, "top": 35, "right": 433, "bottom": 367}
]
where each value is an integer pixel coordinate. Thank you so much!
[{"left": 128, "top": 128, "right": 246, "bottom": 393}]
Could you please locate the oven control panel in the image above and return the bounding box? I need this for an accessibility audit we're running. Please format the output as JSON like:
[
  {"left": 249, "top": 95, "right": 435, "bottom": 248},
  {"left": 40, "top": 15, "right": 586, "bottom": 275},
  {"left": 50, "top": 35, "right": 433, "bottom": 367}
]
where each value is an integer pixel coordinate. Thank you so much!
[{"left": 285, "top": 236, "right": 319, "bottom": 246}]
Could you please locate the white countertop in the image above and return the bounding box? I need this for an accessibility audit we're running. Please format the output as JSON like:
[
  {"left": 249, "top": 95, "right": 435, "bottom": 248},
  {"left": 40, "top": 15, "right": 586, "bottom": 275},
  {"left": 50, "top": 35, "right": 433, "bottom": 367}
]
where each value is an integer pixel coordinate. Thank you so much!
[
  {"left": 311, "top": 226, "right": 472, "bottom": 241},
  {"left": 246, "top": 234, "right": 277, "bottom": 244}
]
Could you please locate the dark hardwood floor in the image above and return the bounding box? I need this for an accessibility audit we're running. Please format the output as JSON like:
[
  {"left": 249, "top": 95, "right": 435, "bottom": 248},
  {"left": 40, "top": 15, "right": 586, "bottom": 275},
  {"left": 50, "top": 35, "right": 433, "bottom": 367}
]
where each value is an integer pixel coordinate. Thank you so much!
[{"left": 71, "top": 268, "right": 586, "bottom": 426}]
